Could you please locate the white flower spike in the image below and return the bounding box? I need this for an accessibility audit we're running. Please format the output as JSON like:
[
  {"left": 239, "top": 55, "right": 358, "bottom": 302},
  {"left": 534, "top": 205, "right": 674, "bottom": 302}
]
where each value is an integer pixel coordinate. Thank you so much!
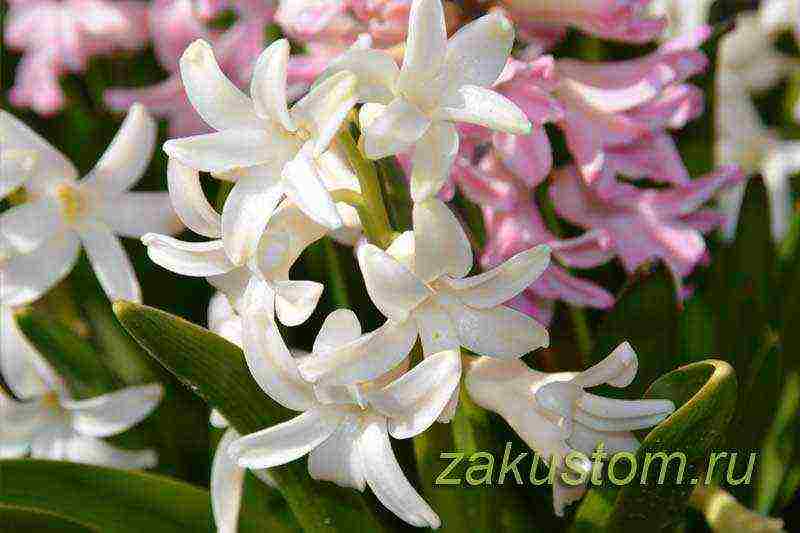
[
  {"left": 163, "top": 38, "right": 359, "bottom": 264},
  {"left": 323, "top": 0, "right": 531, "bottom": 202},
  {"left": 230, "top": 306, "right": 455, "bottom": 529},
  {"left": 465, "top": 342, "right": 675, "bottom": 516},
  {"left": 0, "top": 106, "right": 182, "bottom": 306},
  {"left": 299, "top": 198, "right": 550, "bottom": 398},
  {"left": 0, "top": 323, "right": 163, "bottom": 467}
]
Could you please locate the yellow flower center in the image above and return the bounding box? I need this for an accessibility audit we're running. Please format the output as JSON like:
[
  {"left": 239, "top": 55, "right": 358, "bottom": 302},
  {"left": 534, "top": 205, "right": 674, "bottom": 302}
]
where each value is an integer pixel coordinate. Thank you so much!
[
  {"left": 42, "top": 391, "right": 60, "bottom": 409},
  {"left": 55, "top": 183, "right": 87, "bottom": 223}
]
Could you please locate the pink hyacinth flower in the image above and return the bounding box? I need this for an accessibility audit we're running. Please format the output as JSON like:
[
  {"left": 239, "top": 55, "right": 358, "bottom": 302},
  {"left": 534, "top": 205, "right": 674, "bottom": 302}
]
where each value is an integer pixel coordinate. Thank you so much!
[
  {"left": 549, "top": 165, "right": 745, "bottom": 281},
  {"left": 5, "top": 0, "right": 148, "bottom": 115},
  {"left": 482, "top": 201, "right": 615, "bottom": 325},
  {"left": 499, "top": 0, "right": 666, "bottom": 46}
]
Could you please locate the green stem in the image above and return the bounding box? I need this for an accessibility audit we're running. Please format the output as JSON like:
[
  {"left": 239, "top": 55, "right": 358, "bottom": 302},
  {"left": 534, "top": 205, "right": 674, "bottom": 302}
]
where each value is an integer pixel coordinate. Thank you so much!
[
  {"left": 337, "top": 128, "right": 395, "bottom": 249},
  {"left": 321, "top": 237, "right": 350, "bottom": 309},
  {"left": 690, "top": 485, "right": 784, "bottom": 533}
]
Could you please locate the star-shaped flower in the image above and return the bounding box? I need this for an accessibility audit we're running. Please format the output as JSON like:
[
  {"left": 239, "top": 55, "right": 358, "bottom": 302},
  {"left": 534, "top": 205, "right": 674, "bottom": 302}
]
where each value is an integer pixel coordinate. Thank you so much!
[
  {"left": 230, "top": 305, "right": 457, "bottom": 528},
  {"left": 0, "top": 105, "right": 182, "bottom": 306},
  {"left": 298, "top": 198, "right": 550, "bottom": 397},
  {"left": 1, "top": 313, "right": 163, "bottom": 467},
  {"left": 163, "top": 38, "right": 359, "bottom": 264},
  {"left": 465, "top": 342, "right": 675, "bottom": 516},
  {"left": 323, "top": 0, "right": 531, "bottom": 202}
]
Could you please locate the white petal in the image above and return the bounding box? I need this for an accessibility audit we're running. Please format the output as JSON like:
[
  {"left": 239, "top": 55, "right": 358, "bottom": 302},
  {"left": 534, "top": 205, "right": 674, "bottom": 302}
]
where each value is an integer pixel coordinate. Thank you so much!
[
  {"left": 78, "top": 224, "right": 141, "bottom": 303},
  {"left": 357, "top": 243, "right": 432, "bottom": 321},
  {"left": 273, "top": 279, "right": 324, "bottom": 327},
  {"left": 397, "top": 0, "right": 447, "bottom": 107},
  {"left": 166, "top": 157, "right": 221, "bottom": 238},
  {"left": 437, "top": 85, "right": 531, "bottom": 134},
  {"left": 443, "top": 245, "right": 551, "bottom": 308},
  {"left": 0, "top": 232, "right": 80, "bottom": 307},
  {"left": 0, "top": 395, "right": 51, "bottom": 456},
  {"left": 241, "top": 284, "right": 316, "bottom": 410},
  {"left": 230, "top": 407, "right": 345, "bottom": 469},
  {"left": 163, "top": 129, "right": 282, "bottom": 174},
  {"left": 208, "top": 267, "right": 252, "bottom": 312},
  {"left": 81, "top": 103, "right": 156, "bottom": 192},
  {"left": 361, "top": 98, "right": 430, "bottom": 160},
  {"left": 291, "top": 71, "right": 358, "bottom": 156},
  {"left": 0, "top": 198, "right": 63, "bottom": 254},
  {"left": 39, "top": 434, "right": 157, "bottom": 469},
  {"left": 0, "top": 306, "right": 48, "bottom": 399},
  {"left": 0, "top": 110, "right": 78, "bottom": 181},
  {"left": 179, "top": 40, "right": 261, "bottom": 131},
  {"left": 97, "top": 192, "right": 182, "bottom": 238},
  {"left": 368, "top": 349, "right": 461, "bottom": 439},
  {"left": 410, "top": 121, "right": 459, "bottom": 202},
  {"left": 282, "top": 150, "right": 343, "bottom": 230},
  {"left": 212, "top": 428, "right": 246, "bottom": 533},
  {"left": 0, "top": 149, "right": 37, "bottom": 199},
  {"left": 413, "top": 198, "right": 472, "bottom": 283},
  {"left": 62, "top": 384, "right": 163, "bottom": 437},
  {"left": 299, "top": 319, "right": 418, "bottom": 386},
  {"left": 578, "top": 342, "right": 638, "bottom": 388},
  {"left": 442, "top": 11, "right": 515, "bottom": 90},
  {"left": 448, "top": 303, "right": 549, "bottom": 358},
  {"left": 415, "top": 300, "right": 460, "bottom": 356},
  {"left": 255, "top": 203, "right": 327, "bottom": 280},
  {"left": 208, "top": 293, "right": 243, "bottom": 347},
  {"left": 308, "top": 414, "right": 366, "bottom": 490},
  {"left": 142, "top": 234, "right": 235, "bottom": 277},
  {"left": 251, "top": 39, "right": 296, "bottom": 132},
  {"left": 210, "top": 409, "right": 229, "bottom": 429},
  {"left": 322, "top": 49, "right": 399, "bottom": 104},
  {"left": 313, "top": 309, "right": 362, "bottom": 354},
  {"left": 222, "top": 173, "right": 285, "bottom": 265},
  {"left": 358, "top": 414, "right": 441, "bottom": 529}
]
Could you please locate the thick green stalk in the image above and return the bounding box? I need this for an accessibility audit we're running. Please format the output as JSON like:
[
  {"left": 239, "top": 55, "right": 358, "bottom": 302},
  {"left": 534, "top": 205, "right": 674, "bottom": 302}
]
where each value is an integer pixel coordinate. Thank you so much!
[
  {"left": 337, "top": 129, "right": 395, "bottom": 249},
  {"left": 690, "top": 485, "right": 784, "bottom": 532}
]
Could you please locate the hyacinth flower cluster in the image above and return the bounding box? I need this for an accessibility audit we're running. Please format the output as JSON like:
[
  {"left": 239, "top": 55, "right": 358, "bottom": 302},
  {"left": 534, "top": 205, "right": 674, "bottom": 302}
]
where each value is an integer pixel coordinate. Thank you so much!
[{"left": 3, "top": 0, "right": 797, "bottom": 531}]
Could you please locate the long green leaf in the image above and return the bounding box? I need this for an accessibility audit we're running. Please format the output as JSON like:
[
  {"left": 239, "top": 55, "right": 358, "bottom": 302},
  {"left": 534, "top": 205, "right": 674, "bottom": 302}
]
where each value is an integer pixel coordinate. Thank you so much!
[
  {"left": 0, "top": 503, "right": 95, "bottom": 532},
  {"left": 113, "top": 301, "right": 387, "bottom": 533}
]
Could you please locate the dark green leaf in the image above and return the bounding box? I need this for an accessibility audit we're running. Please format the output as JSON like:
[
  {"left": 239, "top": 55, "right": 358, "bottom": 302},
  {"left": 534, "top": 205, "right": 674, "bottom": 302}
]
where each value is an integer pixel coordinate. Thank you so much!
[{"left": 0, "top": 503, "right": 95, "bottom": 532}]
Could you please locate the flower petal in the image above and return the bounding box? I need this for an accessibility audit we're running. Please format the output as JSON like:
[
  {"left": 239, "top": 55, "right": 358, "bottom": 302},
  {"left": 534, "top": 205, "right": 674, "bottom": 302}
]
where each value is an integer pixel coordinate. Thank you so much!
[
  {"left": 397, "top": 0, "right": 447, "bottom": 109},
  {"left": 443, "top": 11, "right": 514, "bottom": 90},
  {"left": 251, "top": 39, "right": 296, "bottom": 132},
  {"left": 163, "top": 129, "right": 283, "bottom": 174},
  {"left": 448, "top": 303, "right": 549, "bottom": 358},
  {"left": 413, "top": 198, "right": 473, "bottom": 283},
  {"left": 241, "top": 283, "right": 316, "bottom": 411},
  {"left": 437, "top": 85, "right": 531, "bottom": 135},
  {"left": 313, "top": 309, "right": 363, "bottom": 354},
  {"left": 97, "top": 192, "right": 182, "bottom": 238},
  {"left": 1, "top": 232, "right": 80, "bottom": 307},
  {"left": 368, "top": 349, "right": 461, "bottom": 439},
  {"left": 230, "top": 407, "right": 345, "bottom": 469},
  {"left": 142, "top": 234, "right": 235, "bottom": 277},
  {"left": 357, "top": 243, "right": 432, "bottom": 321},
  {"left": 291, "top": 71, "right": 358, "bottom": 156},
  {"left": 62, "top": 384, "right": 163, "bottom": 437},
  {"left": 0, "top": 149, "right": 37, "bottom": 199},
  {"left": 358, "top": 414, "right": 441, "bottom": 529},
  {"left": 299, "top": 319, "right": 418, "bottom": 386},
  {"left": 308, "top": 414, "right": 366, "bottom": 490},
  {"left": 81, "top": 103, "right": 156, "bottom": 192},
  {"left": 1, "top": 306, "right": 48, "bottom": 399},
  {"left": 0, "top": 110, "right": 78, "bottom": 182},
  {"left": 222, "top": 173, "right": 285, "bottom": 265},
  {"left": 409, "top": 121, "right": 459, "bottom": 202},
  {"left": 179, "top": 39, "right": 261, "bottom": 131},
  {"left": 35, "top": 433, "right": 157, "bottom": 469},
  {"left": 273, "top": 280, "right": 324, "bottom": 327},
  {"left": 322, "top": 48, "right": 399, "bottom": 104},
  {"left": 445, "top": 244, "right": 551, "bottom": 308},
  {"left": 166, "top": 158, "right": 221, "bottom": 238},
  {"left": 361, "top": 98, "right": 430, "bottom": 160},
  {"left": 0, "top": 197, "right": 63, "bottom": 254},
  {"left": 577, "top": 342, "right": 638, "bottom": 388},
  {"left": 282, "top": 150, "right": 343, "bottom": 230},
  {"left": 211, "top": 428, "right": 247, "bottom": 533},
  {"left": 78, "top": 223, "right": 141, "bottom": 303},
  {"left": 415, "top": 301, "right": 460, "bottom": 356}
]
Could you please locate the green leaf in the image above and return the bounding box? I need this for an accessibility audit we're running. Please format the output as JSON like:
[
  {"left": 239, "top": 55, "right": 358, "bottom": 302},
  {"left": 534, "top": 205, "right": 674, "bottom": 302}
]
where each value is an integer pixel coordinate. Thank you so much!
[
  {"left": 15, "top": 308, "right": 116, "bottom": 399},
  {"left": 113, "top": 301, "right": 388, "bottom": 533},
  {"left": 0, "top": 504, "right": 95, "bottom": 532},
  {"left": 591, "top": 263, "right": 680, "bottom": 397},
  {"left": 609, "top": 360, "right": 738, "bottom": 530},
  {"left": 678, "top": 296, "right": 716, "bottom": 367}
]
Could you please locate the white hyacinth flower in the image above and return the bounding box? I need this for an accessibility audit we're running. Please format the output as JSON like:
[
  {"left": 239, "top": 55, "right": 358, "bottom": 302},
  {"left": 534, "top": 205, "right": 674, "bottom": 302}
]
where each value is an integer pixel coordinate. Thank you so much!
[
  {"left": 647, "top": 0, "right": 714, "bottom": 41},
  {"left": 0, "top": 105, "right": 182, "bottom": 305},
  {"left": 230, "top": 304, "right": 459, "bottom": 529},
  {"left": 298, "top": 198, "right": 550, "bottom": 417},
  {"left": 715, "top": 70, "right": 800, "bottom": 242},
  {"left": 322, "top": 0, "right": 531, "bottom": 202},
  {"left": 465, "top": 342, "right": 675, "bottom": 516},
  {"left": 205, "top": 295, "right": 276, "bottom": 533},
  {"left": 163, "top": 38, "right": 360, "bottom": 264},
  {"left": 1, "top": 309, "right": 163, "bottom": 467},
  {"left": 760, "top": 0, "right": 799, "bottom": 41}
]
